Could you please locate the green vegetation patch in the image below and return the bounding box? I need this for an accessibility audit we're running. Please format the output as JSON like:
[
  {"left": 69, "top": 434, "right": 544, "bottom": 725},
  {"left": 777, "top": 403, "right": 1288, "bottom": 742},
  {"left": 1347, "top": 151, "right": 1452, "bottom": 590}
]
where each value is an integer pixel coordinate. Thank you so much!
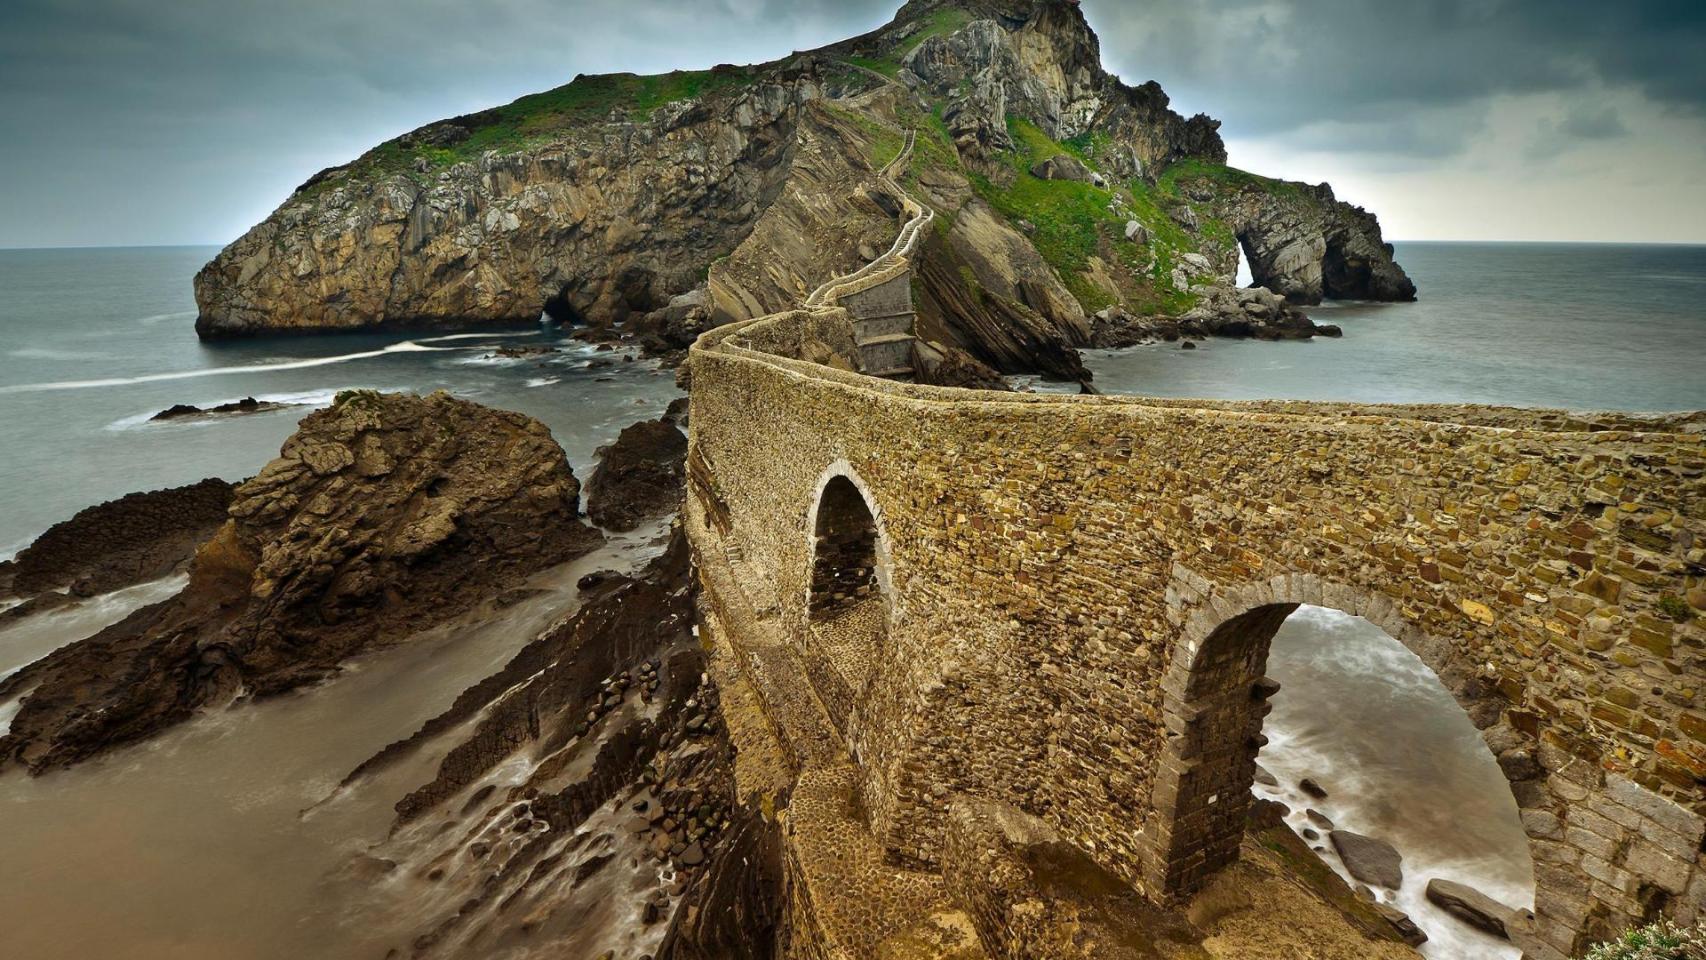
[
  {"left": 967, "top": 117, "right": 1121, "bottom": 311},
  {"left": 965, "top": 116, "right": 1207, "bottom": 314},
  {"left": 1582, "top": 920, "right": 1704, "bottom": 960},
  {"left": 846, "top": 7, "right": 974, "bottom": 78},
  {"left": 1658, "top": 593, "right": 1694, "bottom": 621},
  {"left": 823, "top": 103, "right": 907, "bottom": 173},
  {"left": 1157, "top": 158, "right": 1304, "bottom": 201},
  {"left": 303, "top": 65, "right": 761, "bottom": 195}
]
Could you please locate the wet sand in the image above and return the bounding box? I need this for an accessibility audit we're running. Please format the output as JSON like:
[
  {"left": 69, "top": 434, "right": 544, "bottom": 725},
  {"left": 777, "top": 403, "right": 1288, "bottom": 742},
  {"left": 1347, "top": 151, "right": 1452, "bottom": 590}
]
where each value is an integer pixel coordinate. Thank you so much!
[{"left": 0, "top": 521, "right": 670, "bottom": 960}]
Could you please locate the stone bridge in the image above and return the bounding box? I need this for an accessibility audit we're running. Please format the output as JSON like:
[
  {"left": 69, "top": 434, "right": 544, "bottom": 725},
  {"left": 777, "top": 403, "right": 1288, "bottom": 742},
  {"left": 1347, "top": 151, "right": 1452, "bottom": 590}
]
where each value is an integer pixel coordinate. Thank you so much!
[{"left": 682, "top": 141, "right": 1706, "bottom": 960}]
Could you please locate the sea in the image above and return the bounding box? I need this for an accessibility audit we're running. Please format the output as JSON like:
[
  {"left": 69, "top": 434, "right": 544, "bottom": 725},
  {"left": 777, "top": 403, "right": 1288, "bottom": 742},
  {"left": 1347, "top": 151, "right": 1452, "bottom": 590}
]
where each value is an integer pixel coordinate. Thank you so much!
[
  {"left": 0, "top": 240, "right": 1700, "bottom": 959},
  {"left": 0, "top": 245, "right": 683, "bottom": 558}
]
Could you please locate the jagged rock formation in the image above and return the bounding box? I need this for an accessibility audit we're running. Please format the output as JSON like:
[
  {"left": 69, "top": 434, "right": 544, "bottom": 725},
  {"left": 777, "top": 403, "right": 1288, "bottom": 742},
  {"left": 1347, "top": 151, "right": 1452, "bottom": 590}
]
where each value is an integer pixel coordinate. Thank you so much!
[
  {"left": 1091, "top": 284, "right": 1340, "bottom": 347},
  {"left": 0, "top": 478, "right": 235, "bottom": 614},
  {"left": 193, "top": 0, "right": 1413, "bottom": 369},
  {"left": 329, "top": 528, "right": 784, "bottom": 960},
  {"left": 1190, "top": 176, "right": 1418, "bottom": 304},
  {"left": 0, "top": 391, "right": 601, "bottom": 773},
  {"left": 586, "top": 416, "right": 688, "bottom": 532},
  {"left": 899, "top": 0, "right": 1224, "bottom": 174}
]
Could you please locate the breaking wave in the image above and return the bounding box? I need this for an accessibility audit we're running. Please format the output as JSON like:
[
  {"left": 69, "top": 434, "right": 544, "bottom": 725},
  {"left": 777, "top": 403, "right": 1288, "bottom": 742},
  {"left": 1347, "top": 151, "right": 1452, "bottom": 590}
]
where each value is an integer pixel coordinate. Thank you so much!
[{"left": 0, "top": 342, "right": 462, "bottom": 395}]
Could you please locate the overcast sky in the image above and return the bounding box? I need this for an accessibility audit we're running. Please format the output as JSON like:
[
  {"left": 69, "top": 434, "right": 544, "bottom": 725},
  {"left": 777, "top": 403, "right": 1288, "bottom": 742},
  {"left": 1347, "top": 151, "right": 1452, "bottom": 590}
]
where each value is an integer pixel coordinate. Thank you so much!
[{"left": 2, "top": 0, "right": 1703, "bottom": 248}]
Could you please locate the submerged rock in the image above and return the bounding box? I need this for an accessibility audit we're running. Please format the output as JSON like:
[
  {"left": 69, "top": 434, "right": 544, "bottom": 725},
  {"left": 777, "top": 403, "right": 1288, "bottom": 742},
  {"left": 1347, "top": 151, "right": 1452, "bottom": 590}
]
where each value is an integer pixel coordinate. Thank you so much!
[
  {"left": 1330, "top": 831, "right": 1403, "bottom": 890},
  {"left": 0, "top": 391, "right": 601, "bottom": 773},
  {"left": 150, "top": 396, "right": 299, "bottom": 421},
  {"left": 1425, "top": 878, "right": 1522, "bottom": 940}
]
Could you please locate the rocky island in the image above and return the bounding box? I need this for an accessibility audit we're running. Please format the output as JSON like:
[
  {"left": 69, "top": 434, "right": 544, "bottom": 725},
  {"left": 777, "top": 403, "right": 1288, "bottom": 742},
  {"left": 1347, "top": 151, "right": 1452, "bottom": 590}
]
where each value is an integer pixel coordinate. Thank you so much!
[{"left": 192, "top": 0, "right": 1411, "bottom": 380}]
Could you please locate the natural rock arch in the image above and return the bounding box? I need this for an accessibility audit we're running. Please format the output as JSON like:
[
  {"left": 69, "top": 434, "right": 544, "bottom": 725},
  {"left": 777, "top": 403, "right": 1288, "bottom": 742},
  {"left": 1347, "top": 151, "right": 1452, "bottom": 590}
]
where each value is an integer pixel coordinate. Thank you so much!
[{"left": 1140, "top": 571, "right": 1545, "bottom": 948}]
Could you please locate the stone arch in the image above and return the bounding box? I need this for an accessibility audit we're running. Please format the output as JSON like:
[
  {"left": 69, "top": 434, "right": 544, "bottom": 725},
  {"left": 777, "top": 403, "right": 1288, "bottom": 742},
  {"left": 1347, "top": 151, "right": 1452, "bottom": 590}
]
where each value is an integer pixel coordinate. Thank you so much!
[
  {"left": 804, "top": 461, "right": 894, "bottom": 618},
  {"left": 1139, "top": 570, "right": 1544, "bottom": 941},
  {"left": 800, "top": 462, "right": 895, "bottom": 731}
]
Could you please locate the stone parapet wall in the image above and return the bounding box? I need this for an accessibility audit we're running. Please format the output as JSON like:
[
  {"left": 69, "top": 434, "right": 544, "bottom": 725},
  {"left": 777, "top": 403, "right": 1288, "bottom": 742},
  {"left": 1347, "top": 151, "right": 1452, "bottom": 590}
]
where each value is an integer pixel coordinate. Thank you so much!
[{"left": 688, "top": 303, "right": 1706, "bottom": 958}]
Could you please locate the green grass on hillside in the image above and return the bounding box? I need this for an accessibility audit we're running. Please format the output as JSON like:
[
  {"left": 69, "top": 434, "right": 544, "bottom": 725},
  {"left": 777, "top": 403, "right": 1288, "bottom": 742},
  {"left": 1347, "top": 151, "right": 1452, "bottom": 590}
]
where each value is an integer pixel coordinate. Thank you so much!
[
  {"left": 1156, "top": 158, "right": 1303, "bottom": 200},
  {"left": 967, "top": 116, "right": 1204, "bottom": 314},
  {"left": 304, "top": 66, "right": 761, "bottom": 194},
  {"left": 847, "top": 8, "right": 975, "bottom": 78}
]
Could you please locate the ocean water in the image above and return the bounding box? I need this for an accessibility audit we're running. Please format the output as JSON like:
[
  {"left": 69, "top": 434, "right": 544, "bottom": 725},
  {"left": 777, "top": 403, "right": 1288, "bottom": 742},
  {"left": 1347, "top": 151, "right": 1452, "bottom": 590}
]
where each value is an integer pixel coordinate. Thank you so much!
[
  {"left": 1256, "top": 607, "right": 1532, "bottom": 960},
  {"left": 0, "top": 245, "right": 683, "bottom": 558},
  {"left": 1074, "top": 242, "right": 1706, "bottom": 410}
]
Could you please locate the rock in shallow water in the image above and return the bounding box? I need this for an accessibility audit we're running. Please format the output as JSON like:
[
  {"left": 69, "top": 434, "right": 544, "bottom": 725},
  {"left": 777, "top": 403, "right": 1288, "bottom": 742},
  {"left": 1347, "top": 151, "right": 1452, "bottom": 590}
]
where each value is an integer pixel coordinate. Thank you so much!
[
  {"left": 0, "top": 477, "right": 235, "bottom": 611},
  {"left": 1330, "top": 830, "right": 1403, "bottom": 889},
  {"left": 586, "top": 417, "right": 687, "bottom": 532},
  {"left": 0, "top": 390, "right": 601, "bottom": 773},
  {"left": 1425, "top": 878, "right": 1522, "bottom": 940}
]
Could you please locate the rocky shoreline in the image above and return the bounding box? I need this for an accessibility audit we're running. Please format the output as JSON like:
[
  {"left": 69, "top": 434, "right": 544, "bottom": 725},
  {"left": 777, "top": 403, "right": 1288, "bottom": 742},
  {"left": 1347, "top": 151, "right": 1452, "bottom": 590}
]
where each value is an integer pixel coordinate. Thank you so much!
[
  {"left": 1091, "top": 284, "right": 1343, "bottom": 348},
  {"left": 0, "top": 386, "right": 775, "bottom": 958},
  {"left": 0, "top": 391, "right": 602, "bottom": 773},
  {"left": 0, "top": 477, "right": 235, "bottom": 618}
]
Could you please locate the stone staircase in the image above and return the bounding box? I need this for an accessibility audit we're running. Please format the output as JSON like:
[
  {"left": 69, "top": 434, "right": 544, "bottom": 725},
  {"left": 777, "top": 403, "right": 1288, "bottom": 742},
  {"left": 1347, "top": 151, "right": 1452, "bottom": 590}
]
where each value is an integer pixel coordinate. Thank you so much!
[{"left": 804, "top": 129, "right": 932, "bottom": 381}]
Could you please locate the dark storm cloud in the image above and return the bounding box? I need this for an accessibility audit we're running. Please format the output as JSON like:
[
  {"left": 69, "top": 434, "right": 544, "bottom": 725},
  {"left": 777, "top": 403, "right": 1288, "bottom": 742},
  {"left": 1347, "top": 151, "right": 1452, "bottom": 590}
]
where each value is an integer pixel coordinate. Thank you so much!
[
  {"left": 0, "top": 0, "right": 899, "bottom": 246},
  {"left": 0, "top": 0, "right": 1699, "bottom": 247},
  {"left": 1083, "top": 0, "right": 1705, "bottom": 154}
]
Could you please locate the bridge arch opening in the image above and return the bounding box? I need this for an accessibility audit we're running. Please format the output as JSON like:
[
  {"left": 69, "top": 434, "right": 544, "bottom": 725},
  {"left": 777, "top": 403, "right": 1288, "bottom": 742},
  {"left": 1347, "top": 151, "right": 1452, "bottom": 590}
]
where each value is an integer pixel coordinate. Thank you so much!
[
  {"left": 801, "top": 468, "right": 892, "bottom": 728},
  {"left": 808, "top": 473, "right": 887, "bottom": 621},
  {"left": 1144, "top": 590, "right": 1538, "bottom": 957}
]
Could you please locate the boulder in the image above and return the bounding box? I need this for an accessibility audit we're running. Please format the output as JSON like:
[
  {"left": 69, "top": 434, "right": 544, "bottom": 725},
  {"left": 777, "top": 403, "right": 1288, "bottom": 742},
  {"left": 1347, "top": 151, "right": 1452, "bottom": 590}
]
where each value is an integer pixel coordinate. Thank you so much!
[
  {"left": 1425, "top": 878, "right": 1521, "bottom": 940},
  {"left": 1300, "top": 778, "right": 1329, "bottom": 799},
  {"left": 586, "top": 417, "right": 688, "bottom": 532},
  {"left": 1372, "top": 902, "right": 1428, "bottom": 947},
  {"left": 1330, "top": 831, "right": 1403, "bottom": 889},
  {"left": 1029, "top": 154, "right": 1093, "bottom": 183},
  {"left": 0, "top": 391, "right": 602, "bottom": 773}
]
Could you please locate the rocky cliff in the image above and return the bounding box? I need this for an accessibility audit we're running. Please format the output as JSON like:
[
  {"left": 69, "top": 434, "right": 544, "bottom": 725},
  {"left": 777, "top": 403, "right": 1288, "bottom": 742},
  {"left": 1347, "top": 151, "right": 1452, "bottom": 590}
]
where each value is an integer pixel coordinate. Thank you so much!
[{"left": 194, "top": 0, "right": 1413, "bottom": 367}]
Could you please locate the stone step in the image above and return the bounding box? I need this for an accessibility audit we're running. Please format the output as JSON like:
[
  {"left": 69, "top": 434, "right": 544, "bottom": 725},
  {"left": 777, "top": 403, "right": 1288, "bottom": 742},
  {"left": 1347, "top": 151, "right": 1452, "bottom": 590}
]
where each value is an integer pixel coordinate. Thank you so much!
[
  {"left": 867, "top": 366, "right": 914, "bottom": 379},
  {"left": 855, "top": 331, "right": 915, "bottom": 347}
]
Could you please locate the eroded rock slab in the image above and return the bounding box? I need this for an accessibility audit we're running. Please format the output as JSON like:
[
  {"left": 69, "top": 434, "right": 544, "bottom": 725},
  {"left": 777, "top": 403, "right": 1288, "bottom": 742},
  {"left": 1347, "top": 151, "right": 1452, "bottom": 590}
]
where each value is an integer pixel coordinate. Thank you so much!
[
  {"left": 1329, "top": 831, "right": 1403, "bottom": 890},
  {"left": 0, "top": 477, "right": 235, "bottom": 611},
  {"left": 1425, "top": 878, "right": 1521, "bottom": 940}
]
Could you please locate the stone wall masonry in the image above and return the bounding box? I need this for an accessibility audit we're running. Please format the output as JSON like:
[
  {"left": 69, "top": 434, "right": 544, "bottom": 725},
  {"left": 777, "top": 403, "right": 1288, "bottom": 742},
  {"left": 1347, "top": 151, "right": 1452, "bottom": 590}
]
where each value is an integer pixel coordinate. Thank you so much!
[
  {"left": 840, "top": 271, "right": 915, "bottom": 326},
  {"left": 688, "top": 305, "right": 1706, "bottom": 959}
]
